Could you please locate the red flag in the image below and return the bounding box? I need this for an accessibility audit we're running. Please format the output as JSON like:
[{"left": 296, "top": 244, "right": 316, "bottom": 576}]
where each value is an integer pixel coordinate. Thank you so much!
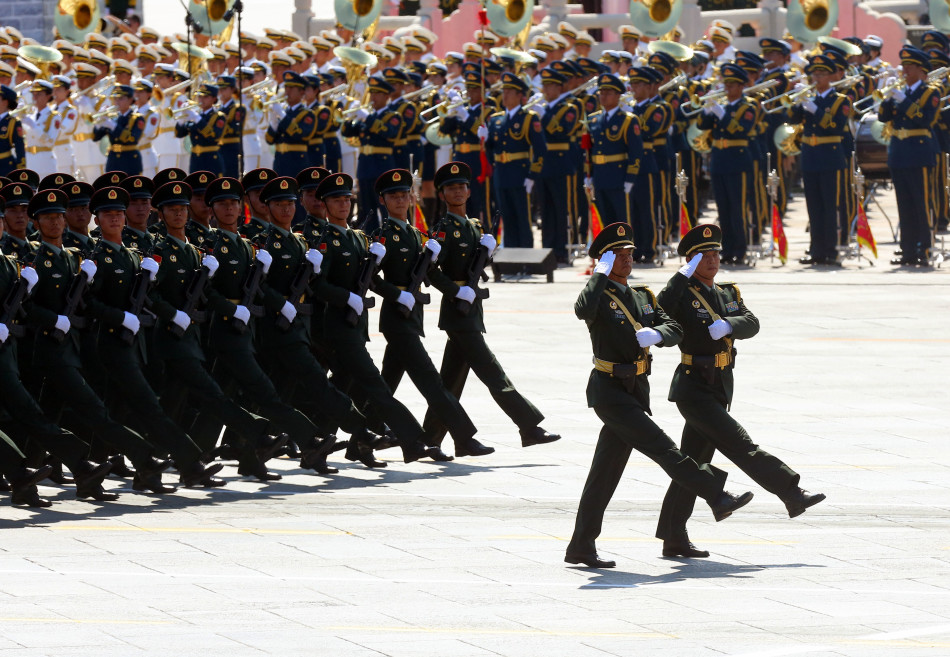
[
  {"left": 590, "top": 201, "right": 604, "bottom": 238},
  {"left": 679, "top": 202, "right": 691, "bottom": 236},
  {"left": 477, "top": 138, "right": 492, "bottom": 184},
  {"left": 855, "top": 204, "right": 878, "bottom": 258},
  {"left": 413, "top": 203, "right": 427, "bottom": 233},
  {"left": 771, "top": 204, "right": 788, "bottom": 264}
]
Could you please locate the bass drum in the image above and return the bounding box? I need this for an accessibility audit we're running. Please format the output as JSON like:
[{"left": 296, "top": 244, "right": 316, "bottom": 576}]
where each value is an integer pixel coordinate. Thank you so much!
[{"left": 855, "top": 112, "right": 890, "bottom": 181}]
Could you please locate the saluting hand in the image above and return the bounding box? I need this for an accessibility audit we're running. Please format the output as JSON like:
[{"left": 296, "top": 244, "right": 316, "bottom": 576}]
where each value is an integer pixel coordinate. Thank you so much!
[
  {"left": 593, "top": 250, "right": 615, "bottom": 275},
  {"left": 678, "top": 252, "right": 703, "bottom": 278}
]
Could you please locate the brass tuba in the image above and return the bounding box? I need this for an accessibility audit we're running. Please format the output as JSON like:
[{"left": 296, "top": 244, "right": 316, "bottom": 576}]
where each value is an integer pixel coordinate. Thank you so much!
[
  {"left": 335, "top": 0, "right": 384, "bottom": 40},
  {"left": 188, "top": 0, "right": 236, "bottom": 39},
  {"left": 485, "top": 0, "right": 536, "bottom": 38},
  {"left": 774, "top": 123, "right": 803, "bottom": 156},
  {"left": 787, "top": 0, "right": 839, "bottom": 43},
  {"left": 934, "top": 0, "right": 950, "bottom": 32},
  {"left": 629, "top": 0, "right": 683, "bottom": 39},
  {"left": 17, "top": 45, "right": 63, "bottom": 80},
  {"left": 55, "top": 0, "right": 100, "bottom": 45}
]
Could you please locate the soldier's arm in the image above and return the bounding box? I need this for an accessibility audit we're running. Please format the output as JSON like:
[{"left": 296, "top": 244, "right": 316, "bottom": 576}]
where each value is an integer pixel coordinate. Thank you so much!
[
  {"left": 84, "top": 251, "right": 125, "bottom": 327},
  {"left": 22, "top": 295, "right": 59, "bottom": 331},
  {"left": 146, "top": 254, "right": 180, "bottom": 321},
  {"left": 720, "top": 284, "right": 760, "bottom": 340},
  {"left": 528, "top": 111, "right": 545, "bottom": 178},
  {"left": 625, "top": 120, "right": 643, "bottom": 183},
  {"left": 123, "top": 115, "right": 145, "bottom": 144},
  {"left": 656, "top": 271, "right": 690, "bottom": 323},
  {"left": 909, "top": 87, "right": 940, "bottom": 127},
  {"left": 645, "top": 287, "right": 683, "bottom": 347},
  {"left": 574, "top": 271, "right": 609, "bottom": 321},
  {"left": 12, "top": 118, "right": 25, "bottom": 166}
]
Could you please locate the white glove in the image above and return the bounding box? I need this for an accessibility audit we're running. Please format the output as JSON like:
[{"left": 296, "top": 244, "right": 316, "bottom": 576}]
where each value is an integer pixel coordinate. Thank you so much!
[
  {"left": 636, "top": 327, "right": 663, "bottom": 348},
  {"left": 140, "top": 257, "right": 159, "bottom": 281},
  {"left": 255, "top": 248, "right": 273, "bottom": 274},
  {"left": 186, "top": 109, "right": 200, "bottom": 122},
  {"left": 891, "top": 88, "right": 906, "bottom": 103},
  {"left": 478, "top": 234, "right": 496, "bottom": 254},
  {"left": 455, "top": 106, "right": 470, "bottom": 122},
  {"left": 121, "top": 311, "right": 140, "bottom": 335},
  {"left": 368, "top": 241, "right": 386, "bottom": 265},
  {"left": 447, "top": 90, "right": 461, "bottom": 103},
  {"left": 883, "top": 76, "right": 896, "bottom": 90},
  {"left": 802, "top": 99, "right": 818, "bottom": 114},
  {"left": 202, "top": 254, "right": 219, "bottom": 278},
  {"left": 524, "top": 179, "right": 534, "bottom": 194},
  {"left": 354, "top": 107, "right": 369, "bottom": 121},
  {"left": 79, "top": 259, "right": 97, "bottom": 282},
  {"left": 0, "top": 323, "right": 8, "bottom": 344},
  {"left": 233, "top": 304, "right": 251, "bottom": 325},
  {"left": 593, "top": 249, "right": 616, "bottom": 275},
  {"left": 20, "top": 266, "right": 38, "bottom": 294},
  {"left": 172, "top": 310, "right": 190, "bottom": 332},
  {"left": 476, "top": 125, "right": 488, "bottom": 140},
  {"left": 279, "top": 301, "right": 297, "bottom": 323},
  {"left": 708, "top": 318, "right": 733, "bottom": 340},
  {"left": 623, "top": 181, "right": 634, "bottom": 194},
  {"left": 304, "top": 248, "right": 323, "bottom": 274},
  {"left": 54, "top": 315, "right": 71, "bottom": 334},
  {"left": 584, "top": 176, "right": 593, "bottom": 190},
  {"left": 455, "top": 285, "right": 477, "bottom": 304},
  {"left": 101, "top": 118, "right": 117, "bottom": 131},
  {"left": 346, "top": 291, "right": 364, "bottom": 316},
  {"left": 396, "top": 290, "right": 416, "bottom": 311},
  {"left": 709, "top": 102, "right": 725, "bottom": 119},
  {"left": 424, "top": 239, "right": 442, "bottom": 262},
  {"left": 679, "top": 252, "right": 703, "bottom": 278},
  {"left": 793, "top": 82, "right": 806, "bottom": 93}
]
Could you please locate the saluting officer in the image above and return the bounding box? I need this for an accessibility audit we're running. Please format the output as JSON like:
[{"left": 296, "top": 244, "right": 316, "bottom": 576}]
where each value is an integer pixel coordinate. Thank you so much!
[
  {"left": 565, "top": 222, "right": 752, "bottom": 569},
  {"left": 215, "top": 75, "right": 246, "bottom": 178},
  {"left": 655, "top": 223, "right": 825, "bottom": 557},
  {"left": 92, "top": 84, "right": 145, "bottom": 176},
  {"left": 175, "top": 83, "right": 225, "bottom": 176},
  {"left": 265, "top": 71, "right": 317, "bottom": 179},
  {"left": 0, "top": 84, "right": 25, "bottom": 176}
]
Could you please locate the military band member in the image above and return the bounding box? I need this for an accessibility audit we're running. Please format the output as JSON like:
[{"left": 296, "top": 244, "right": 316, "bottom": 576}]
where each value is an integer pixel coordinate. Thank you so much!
[
  {"left": 482, "top": 72, "right": 546, "bottom": 248},
  {"left": 216, "top": 75, "right": 246, "bottom": 178},
  {"left": 0, "top": 84, "right": 25, "bottom": 176},
  {"left": 237, "top": 66, "right": 263, "bottom": 172},
  {"left": 880, "top": 46, "right": 941, "bottom": 266},
  {"left": 372, "top": 168, "right": 493, "bottom": 459},
  {"left": 132, "top": 78, "right": 161, "bottom": 178},
  {"left": 759, "top": 39, "right": 794, "bottom": 220},
  {"left": 303, "top": 74, "right": 328, "bottom": 172},
  {"left": 629, "top": 67, "right": 668, "bottom": 261},
  {"left": 266, "top": 71, "right": 317, "bottom": 179},
  {"left": 152, "top": 64, "right": 186, "bottom": 172},
  {"left": 565, "top": 222, "right": 753, "bottom": 569},
  {"left": 440, "top": 70, "right": 493, "bottom": 223},
  {"left": 50, "top": 76, "right": 79, "bottom": 177},
  {"left": 0, "top": 182, "right": 36, "bottom": 261},
  {"left": 22, "top": 80, "right": 60, "bottom": 178},
  {"left": 92, "top": 84, "right": 144, "bottom": 176},
  {"left": 318, "top": 67, "right": 345, "bottom": 173},
  {"left": 787, "top": 54, "right": 852, "bottom": 266},
  {"left": 655, "top": 224, "right": 825, "bottom": 557},
  {"left": 175, "top": 83, "right": 225, "bottom": 176}
]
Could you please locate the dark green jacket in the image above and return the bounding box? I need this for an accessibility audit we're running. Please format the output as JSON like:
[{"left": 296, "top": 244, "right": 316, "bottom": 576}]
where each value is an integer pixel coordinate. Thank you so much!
[
  {"left": 374, "top": 216, "right": 427, "bottom": 337},
  {"left": 147, "top": 235, "right": 205, "bottom": 361},
  {"left": 257, "top": 224, "right": 312, "bottom": 349},
  {"left": 240, "top": 216, "right": 269, "bottom": 243},
  {"left": 298, "top": 214, "right": 330, "bottom": 343},
  {"left": 62, "top": 230, "right": 97, "bottom": 258},
  {"left": 206, "top": 228, "right": 263, "bottom": 354},
  {"left": 0, "top": 234, "right": 38, "bottom": 263},
  {"left": 22, "top": 242, "right": 84, "bottom": 369},
  {"left": 312, "top": 222, "right": 371, "bottom": 344},
  {"left": 122, "top": 225, "right": 156, "bottom": 255},
  {"left": 658, "top": 272, "right": 759, "bottom": 405},
  {"left": 86, "top": 239, "right": 147, "bottom": 358},
  {"left": 185, "top": 220, "right": 216, "bottom": 253},
  {"left": 576, "top": 272, "right": 681, "bottom": 412},
  {"left": 427, "top": 211, "right": 485, "bottom": 333}
]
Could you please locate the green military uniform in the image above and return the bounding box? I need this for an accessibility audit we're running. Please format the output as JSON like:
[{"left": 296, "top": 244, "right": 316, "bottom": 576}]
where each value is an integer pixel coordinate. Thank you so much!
[{"left": 565, "top": 223, "right": 730, "bottom": 563}]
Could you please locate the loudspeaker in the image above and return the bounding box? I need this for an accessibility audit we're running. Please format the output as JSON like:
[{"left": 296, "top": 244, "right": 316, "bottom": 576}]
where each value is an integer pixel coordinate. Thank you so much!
[{"left": 490, "top": 248, "right": 556, "bottom": 283}]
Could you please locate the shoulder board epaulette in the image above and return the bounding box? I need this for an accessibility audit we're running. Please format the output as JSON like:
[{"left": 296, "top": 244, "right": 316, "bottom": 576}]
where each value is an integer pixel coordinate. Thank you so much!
[
  {"left": 65, "top": 246, "right": 81, "bottom": 255},
  {"left": 489, "top": 110, "right": 505, "bottom": 118},
  {"left": 718, "top": 281, "right": 742, "bottom": 301}
]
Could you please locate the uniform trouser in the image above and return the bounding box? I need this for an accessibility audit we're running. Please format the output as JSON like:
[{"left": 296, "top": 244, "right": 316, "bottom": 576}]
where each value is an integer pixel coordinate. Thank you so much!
[
  {"left": 378, "top": 332, "right": 477, "bottom": 444},
  {"left": 141, "top": 146, "right": 158, "bottom": 178},
  {"left": 593, "top": 186, "right": 630, "bottom": 228},
  {"left": 26, "top": 151, "right": 58, "bottom": 178},
  {"left": 0, "top": 429, "right": 26, "bottom": 476},
  {"left": 467, "top": 174, "right": 490, "bottom": 225},
  {"left": 538, "top": 175, "right": 568, "bottom": 259},
  {"left": 632, "top": 177, "right": 657, "bottom": 260},
  {"left": 655, "top": 397, "right": 801, "bottom": 542},
  {"left": 105, "top": 150, "right": 143, "bottom": 176},
  {"left": 161, "top": 356, "right": 269, "bottom": 454},
  {"left": 803, "top": 169, "right": 845, "bottom": 260},
  {"left": 37, "top": 364, "right": 153, "bottom": 467},
  {"left": 357, "top": 178, "right": 381, "bottom": 233},
  {"left": 494, "top": 184, "right": 532, "bottom": 248},
  {"left": 98, "top": 343, "right": 203, "bottom": 466},
  {"left": 326, "top": 339, "right": 424, "bottom": 444},
  {"left": 752, "top": 159, "right": 766, "bottom": 243},
  {"left": 566, "top": 402, "right": 727, "bottom": 556},
  {"left": 711, "top": 171, "right": 749, "bottom": 259},
  {"left": 220, "top": 143, "right": 241, "bottom": 179},
  {"left": 422, "top": 330, "right": 543, "bottom": 447},
  {"left": 893, "top": 165, "right": 935, "bottom": 258},
  {"left": 261, "top": 341, "right": 366, "bottom": 437}
]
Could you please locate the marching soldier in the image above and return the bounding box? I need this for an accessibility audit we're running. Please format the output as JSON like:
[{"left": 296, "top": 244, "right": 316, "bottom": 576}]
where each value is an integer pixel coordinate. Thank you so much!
[
  {"left": 422, "top": 162, "right": 560, "bottom": 450},
  {"left": 0, "top": 84, "right": 25, "bottom": 176},
  {"left": 0, "top": 182, "right": 36, "bottom": 261},
  {"left": 240, "top": 167, "right": 276, "bottom": 241},
  {"left": 216, "top": 75, "right": 246, "bottom": 178},
  {"left": 92, "top": 84, "right": 144, "bottom": 176},
  {"left": 175, "top": 83, "right": 225, "bottom": 176},
  {"left": 482, "top": 71, "right": 546, "bottom": 248},
  {"left": 265, "top": 71, "right": 316, "bottom": 179},
  {"left": 655, "top": 223, "right": 825, "bottom": 557},
  {"left": 183, "top": 171, "right": 217, "bottom": 252},
  {"left": 60, "top": 180, "right": 97, "bottom": 257},
  {"left": 118, "top": 175, "right": 156, "bottom": 254}
]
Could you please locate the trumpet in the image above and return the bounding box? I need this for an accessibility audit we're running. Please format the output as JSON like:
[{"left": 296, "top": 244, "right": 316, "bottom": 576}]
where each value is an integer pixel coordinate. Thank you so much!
[
  {"left": 261, "top": 91, "right": 286, "bottom": 109},
  {"left": 87, "top": 106, "right": 119, "bottom": 123},
  {"left": 167, "top": 100, "right": 200, "bottom": 119},
  {"left": 78, "top": 75, "right": 115, "bottom": 97},
  {"left": 658, "top": 72, "right": 688, "bottom": 94},
  {"left": 9, "top": 104, "right": 34, "bottom": 118},
  {"left": 400, "top": 84, "right": 438, "bottom": 102},
  {"left": 681, "top": 79, "right": 779, "bottom": 117},
  {"left": 154, "top": 78, "right": 195, "bottom": 104},
  {"left": 855, "top": 66, "right": 950, "bottom": 114},
  {"left": 243, "top": 78, "right": 276, "bottom": 97},
  {"left": 763, "top": 74, "right": 862, "bottom": 114},
  {"left": 318, "top": 83, "right": 346, "bottom": 101},
  {"left": 420, "top": 92, "right": 469, "bottom": 118}
]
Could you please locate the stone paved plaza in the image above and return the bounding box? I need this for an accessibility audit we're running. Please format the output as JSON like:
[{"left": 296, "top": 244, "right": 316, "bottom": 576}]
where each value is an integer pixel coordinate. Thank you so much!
[{"left": 1, "top": 186, "right": 948, "bottom": 656}]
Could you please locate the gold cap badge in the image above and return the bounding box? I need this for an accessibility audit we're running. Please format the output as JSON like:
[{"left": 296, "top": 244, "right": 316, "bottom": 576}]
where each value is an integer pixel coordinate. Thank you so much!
[
  {"left": 108, "top": 190, "right": 117, "bottom": 200},
  {"left": 222, "top": 180, "right": 230, "bottom": 189},
  {"left": 450, "top": 165, "right": 459, "bottom": 174},
  {"left": 173, "top": 184, "right": 182, "bottom": 194},
  {"left": 280, "top": 180, "right": 289, "bottom": 190},
  {"left": 393, "top": 172, "right": 401, "bottom": 182},
  {"left": 47, "top": 192, "right": 56, "bottom": 202},
  {"left": 617, "top": 225, "right": 625, "bottom": 236},
  {"left": 703, "top": 226, "right": 712, "bottom": 238}
]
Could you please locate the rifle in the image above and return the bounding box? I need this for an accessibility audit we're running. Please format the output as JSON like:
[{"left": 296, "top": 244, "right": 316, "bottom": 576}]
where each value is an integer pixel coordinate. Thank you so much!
[
  {"left": 0, "top": 260, "right": 34, "bottom": 340},
  {"left": 169, "top": 261, "right": 211, "bottom": 338},
  {"left": 454, "top": 230, "right": 492, "bottom": 316},
  {"left": 50, "top": 266, "right": 90, "bottom": 343},
  {"left": 119, "top": 248, "right": 157, "bottom": 345},
  {"left": 345, "top": 240, "right": 378, "bottom": 327},
  {"left": 398, "top": 239, "right": 432, "bottom": 319},
  {"left": 231, "top": 250, "right": 266, "bottom": 336},
  {"left": 274, "top": 226, "right": 329, "bottom": 332}
]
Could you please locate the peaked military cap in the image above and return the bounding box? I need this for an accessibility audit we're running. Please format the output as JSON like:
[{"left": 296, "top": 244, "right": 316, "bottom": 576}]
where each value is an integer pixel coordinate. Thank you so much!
[
  {"left": 28, "top": 188, "right": 67, "bottom": 218},
  {"left": 540, "top": 67, "right": 567, "bottom": 85},
  {"left": 759, "top": 38, "right": 791, "bottom": 55},
  {"left": 195, "top": 82, "right": 218, "bottom": 97},
  {"left": 720, "top": 63, "right": 749, "bottom": 84},
  {"left": 185, "top": 170, "right": 216, "bottom": 194},
  {"left": 61, "top": 181, "right": 94, "bottom": 206},
  {"left": 0, "top": 182, "right": 33, "bottom": 206},
  {"left": 648, "top": 51, "right": 677, "bottom": 75},
  {"left": 9, "top": 169, "right": 39, "bottom": 190},
  {"left": 434, "top": 161, "right": 471, "bottom": 189},
  {"left": 463, "top": 70, "right": 483, "bottom": 87},
  {"left": 382, "top": 67, "right": 410, "bottom": 85},
  {"left": 282, "top": 71, "right": 306, "bottom": 88},
  {"left": 215, "top": 74, "right": 237, "bottom": 89},
  {"left": 153, "top": 181, "right": 192, "bottom": 207},
  {"left": 930, "top": 49, "right": 950, "bottom": 68},
  {"left": 38, "top": 173, "right": 75, "bottom": 191},
  {"left": 589, "top": 222, "right": 635, "bottom": 259},
  {"left": 316, "top": 172, "right": 354, "bottom": 199},
  {"left": 627, "top": 67, "right": 654, "bottom": 84},
  {"left": 110, "top": 84, "right": 135, "bottom": 98},
  {"left": 804, "top": 54, "right": 835, "bottom": 75},
  {"left": 242, "top": 168, "right": 276, "bottom": 192},
  {"left": 90, "top": 186, "right": 130, "bottom": 214},
  {"left": 94, "top": 171, "right": 128, "bottom": 191},
  {"left": 500, "top": 71, "right": 528, "bottom": 93},
  {"left": 260, "top": 176, "right": 298, "bottom": 203},
  {"left": 0, "top": 84, "right": 16, "bottom": 110},
  {"left": 367, "top": 74, "right": 393, "bottom": 94},
  {"left": 297, "top": 166, "right": 331, "bottom": 191},
  {"left": 900, "top": 45, "right": 930, "bottom": 70},
  {"left": 678, "top": 222, "right": 722, "bottom": 257},
  {"left": 375, "top": 168, "right": 412, "bottom": 196},
  {"left": 120, "top": 175, "right": 155, "bottom": 199},
  {"left": 153, "top": 167, "right": 187, "bottom": 189},
  {"left": 597, "top": 73, "right": 625, "bottom": 93},
  {"left": 205, "top": 177, "right": 244, "bottom": 205},
  {"left": 922, "top": 31, "right": 949, "bottom": 52}
]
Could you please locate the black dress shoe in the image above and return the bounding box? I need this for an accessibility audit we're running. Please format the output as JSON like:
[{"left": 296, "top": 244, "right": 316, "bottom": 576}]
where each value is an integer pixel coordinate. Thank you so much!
[
  {"left": 427, "top": 447, "right": 455, "bottom": 462},
  {"left": 454, "top": 438, "right": 495, "bottom": 458},
  {"left": 180, "top": 461, "right": 224, "bottom": 488},
  {"left": 211, "top": 444, "right": 242, "bottom": 461},
  {"left": 256, "top": 433, "right": 288, "bottom": 464},
  {"left": 135, "top": 457, "right": 171, "bottom": 481},
  {"left": 784, "top": 488, "right": 826, "bottom": 518},
  {"left": 710, "top": 490, "right": 754, "bottom": 521},
  {"left": 44, "top": 458, "right": 73, "bottom": 485},
  {"left": 8, "top": 465, "right": 53, "bottom": 498},
  {"left": 76, "top": 483, "right": 120, "bottom": 501},
  {"left": 300, "top": 434, "right": 337, "bottom": 468},
  {"left": 132, "top": 472, "right": 177, "bottom": 494},
  {"left": 520, "top": 426, "right": 561, "bottom": 448},
  {"left": 0, "top": 476, "right": 9, "bottom": 492},
  {"left": 73, "top": 461, "right": 112, "bottom": 498},
  {"left": 11, "top": 485, "right": 52, "bottom": 508},
  {"left": 662, "top": 540, "right": 710, "bottom": 558},
  {"left": 401, "top": 441, "right": 436, "bottom": 464},
  {"left": 564, "top": 552, "right": 616, "bottom": 568},
  {"left": 108, "top": 455, "right": 135, "bottom": 478},
  {"left": 200, "top": 476, "right": 227, "bottom": 488},
  {"left": 371, "top": 428, "right": 400, "bottom": 451},
  {"left": 237, "top": 460, "right": 282, "bottom": 481},
  {"left": 798, "top": 255, "right": 817, "bottom": 265},
  {"left": 346, "top": 439, "right": 387, "bottom": 468},
  {"left": 303, "top": 453, "right": 339, "bottom": 475}
]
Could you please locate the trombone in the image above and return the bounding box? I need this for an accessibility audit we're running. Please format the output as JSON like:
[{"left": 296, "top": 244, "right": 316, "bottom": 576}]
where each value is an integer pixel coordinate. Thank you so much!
[
  {"left": 420, "top": 91, "right": 469, "bottom": 118},
  {"left": 87, "top": 105, "right": 119, "bottom": 123},
  {"left": 681, "top": 78, "right": 779, "bottom": 117},
  {"left": 762, "top": 74, "right": 863, "bottom": 114},
  {"left": 77, "top": 75, "right": 115, "bottom": 97},
  {"left": 167, "top": 100, "right": 200, "bottom": 119},
  {"left": 854, "top": 66, "right": 950, "bottom": 114}
]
